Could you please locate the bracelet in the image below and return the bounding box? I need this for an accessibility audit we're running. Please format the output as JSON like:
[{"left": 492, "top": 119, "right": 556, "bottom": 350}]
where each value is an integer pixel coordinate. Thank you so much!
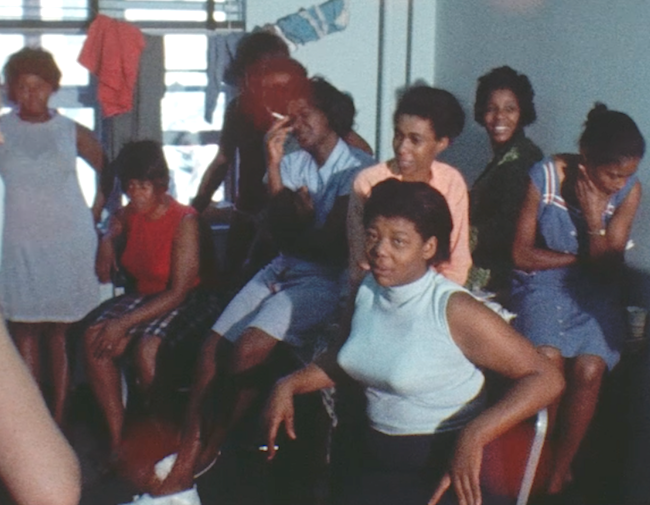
[{"left": 587, "top": 228, "right": 606, "bottom": 236}]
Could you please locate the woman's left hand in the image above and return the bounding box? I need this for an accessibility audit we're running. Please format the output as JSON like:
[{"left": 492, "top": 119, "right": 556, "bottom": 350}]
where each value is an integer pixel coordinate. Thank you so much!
[
  {"left": 428, "top": 431, "right": 483, "bottom": 505},
  {"left": 576, "top": 164, "right": 609, "bottom": 230},
  {"left": 90, "top": 319, "right": 131, "bottom": 359}
]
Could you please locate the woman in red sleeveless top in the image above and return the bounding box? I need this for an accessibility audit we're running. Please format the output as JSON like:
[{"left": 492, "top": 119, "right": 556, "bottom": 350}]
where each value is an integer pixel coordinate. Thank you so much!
[{"left": 83, "top": 141, "right": 220, "bottom": 456}]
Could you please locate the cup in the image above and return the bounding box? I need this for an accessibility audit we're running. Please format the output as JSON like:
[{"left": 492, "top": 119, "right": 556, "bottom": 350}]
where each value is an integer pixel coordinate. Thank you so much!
[{"left": 626, "top": 306, "right": 648, "bottom": 340}]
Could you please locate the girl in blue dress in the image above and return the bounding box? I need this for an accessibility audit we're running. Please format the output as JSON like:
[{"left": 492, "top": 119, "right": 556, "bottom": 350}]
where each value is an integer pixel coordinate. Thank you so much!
[{"left": 511, "top": 103, "right": 645, "bottom": 497}]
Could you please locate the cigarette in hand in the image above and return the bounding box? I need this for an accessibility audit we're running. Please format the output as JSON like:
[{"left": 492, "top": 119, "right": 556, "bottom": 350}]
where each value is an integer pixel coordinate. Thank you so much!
[{"left": 271, "top": 111, "right": 286, "bottom": 121}]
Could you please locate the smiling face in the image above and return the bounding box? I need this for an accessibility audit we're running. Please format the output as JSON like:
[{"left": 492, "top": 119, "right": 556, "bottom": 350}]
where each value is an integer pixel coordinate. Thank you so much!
[
  {"left": 392, "top": 114, "right": 449, "bottom": 179},
  {"left": 585, "top": 157, "right": 640, "bottom": 196},
  {"left": 288, "top": 98, "right": 334, "bottom": 153},
  {"left": 365, "top": 215, "right": 437, "bottom": 288},
  {"left": 483, "top": 88, "right": 521, "bottom": 148},
  {"left": 14, "top": 73, "right": 53, "bottom": 122}
]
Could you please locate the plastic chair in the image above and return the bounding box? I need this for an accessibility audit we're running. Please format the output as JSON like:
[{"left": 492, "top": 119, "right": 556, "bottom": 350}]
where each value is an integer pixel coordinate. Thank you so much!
[{"left": 482, "top": 407, "right": 549, "bottom": 505}]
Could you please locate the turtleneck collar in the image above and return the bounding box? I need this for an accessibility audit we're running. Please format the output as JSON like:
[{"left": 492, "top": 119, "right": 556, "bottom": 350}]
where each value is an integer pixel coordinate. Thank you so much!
[{"left": 376, "top": 268, "right": 435, "bottom": 305}]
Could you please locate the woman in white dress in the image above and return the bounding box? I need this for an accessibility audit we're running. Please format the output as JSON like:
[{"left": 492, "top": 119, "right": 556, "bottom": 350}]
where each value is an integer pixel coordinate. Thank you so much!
[{"left": 0, "top": 47, "right": 106, "bottom": 425}]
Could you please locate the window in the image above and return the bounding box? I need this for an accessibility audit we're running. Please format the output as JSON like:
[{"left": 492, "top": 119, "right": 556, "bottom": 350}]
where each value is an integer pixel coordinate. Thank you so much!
[
  {"left": 0, "top": 0, "right": 244, "bottom": 206},
  {"left": 0, "top": 0, "right": 244, "bottom": 29},
  {"left": 162, "top": 33, "right": 227, "bottom": 205}
]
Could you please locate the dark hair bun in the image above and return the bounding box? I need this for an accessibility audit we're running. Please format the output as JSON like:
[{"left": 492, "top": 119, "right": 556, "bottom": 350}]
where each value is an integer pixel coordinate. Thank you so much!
[{"left": 586, "top": 102, "right": 609, "bottom": 122}]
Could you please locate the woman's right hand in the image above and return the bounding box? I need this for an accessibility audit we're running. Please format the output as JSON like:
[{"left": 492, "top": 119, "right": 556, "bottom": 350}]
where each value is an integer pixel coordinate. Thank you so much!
[
  {"left": 89, "top": 319, "right": 131, "bottom": 359},
  {"left": 428, "top": 429, "right": 484, "bottom": 505},
  {"left": 576, "top": 164, "right": 609, "bottom": 231},
  {"left": 263, "top": 378, "right": 297, "bottom": 460},
  {"left": 264, "top": 115, "right": 293, "bottom": 170}
]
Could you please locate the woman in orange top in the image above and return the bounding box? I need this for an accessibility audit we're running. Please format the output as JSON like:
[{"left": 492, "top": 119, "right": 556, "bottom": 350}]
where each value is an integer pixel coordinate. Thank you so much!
[{"left": 83, "top": 140, "right": 220, "bottom": 454}]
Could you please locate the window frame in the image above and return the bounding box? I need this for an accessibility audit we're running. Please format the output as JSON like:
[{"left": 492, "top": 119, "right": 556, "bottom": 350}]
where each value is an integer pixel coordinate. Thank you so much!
[{"left": 0, "top": 0, "right": 244, "bottom": 206}]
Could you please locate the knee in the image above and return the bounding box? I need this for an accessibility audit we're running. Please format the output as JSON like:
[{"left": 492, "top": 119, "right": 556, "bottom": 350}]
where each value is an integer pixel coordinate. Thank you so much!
[
  {"left": 572, "top": 355, "right": 606, "bottom": 389},
  {"left": 231, "top": 328, "right": 276, "bottom": 373},
  {"left": 538, "top": 345, "right": 564, "bottom": 370}
]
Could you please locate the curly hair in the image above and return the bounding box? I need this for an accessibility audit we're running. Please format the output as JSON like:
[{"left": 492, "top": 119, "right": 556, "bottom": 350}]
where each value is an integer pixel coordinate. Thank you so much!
[
  {"left": 474, "top": 66, "right": 536, "bottom": 128},
  {"left": 394, "top": 86, "right": 465, "bottom": 141},
  {"left": 579, "top": 103, "right": 645, "bottom": 166},
  {"left": 309, "top": 77, "right": 355, "bottom": 138},
  {"left": 229, "top": 31, "right": 290, "bottom": 83},
  {"left": 3, "top": 47, "right": 61, "bottom": 103},
  {"left": 364, "top": 179, "right": 452, "bottom": 265}
]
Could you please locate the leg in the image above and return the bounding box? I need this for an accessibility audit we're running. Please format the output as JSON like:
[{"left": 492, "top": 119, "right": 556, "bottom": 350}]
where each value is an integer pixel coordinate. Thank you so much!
[
  {"left": 547, "top": 354, "right": 606, "bottom": 494},
  {"left": 45, "top": 322, "right": 73, "bottom": 426},
  {"left": 226, "top": 326, "right": 279, "bottom": 423},
  {"left": 8, "top": 322, "right": 44, "bottom": 386},
  {"left": 134, "top": 334, "right": 163, "bottom": 393},
  {"left": 153, "top": 331, "right": 225, "bottom": 495},
  {"left": 83, "top": 324, "right": 131, "bottom": 453},
  {"left": 537, "top": 345, "right": 565, "bottom": 433},
  {"left": 195, "top": 327, "right": 278, "bottom": 465},
  {"left": 153, "top": 328, "right": 278, "bottom": 496}
]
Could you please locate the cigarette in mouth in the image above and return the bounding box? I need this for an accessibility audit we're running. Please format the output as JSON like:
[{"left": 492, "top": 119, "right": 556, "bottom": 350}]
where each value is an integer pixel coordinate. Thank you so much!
[{"left": 271, "top": 111, "right": 286, "bottom": 120}]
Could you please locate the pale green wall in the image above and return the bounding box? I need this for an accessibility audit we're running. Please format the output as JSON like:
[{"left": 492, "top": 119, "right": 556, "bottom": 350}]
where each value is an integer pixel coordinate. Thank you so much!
[{"left": 248, "top": 1, "right": 650, "bottom": 499}]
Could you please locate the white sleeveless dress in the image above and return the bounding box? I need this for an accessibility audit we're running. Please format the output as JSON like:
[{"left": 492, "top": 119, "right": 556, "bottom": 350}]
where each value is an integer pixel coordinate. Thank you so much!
[{"left": 0, "top": 110, "right": 100, "bottom": 322}]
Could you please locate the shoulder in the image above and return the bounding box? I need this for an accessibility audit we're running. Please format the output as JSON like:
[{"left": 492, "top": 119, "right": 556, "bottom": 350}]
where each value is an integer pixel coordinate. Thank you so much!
[
  {"left": 175, "top": 199, "right": 198, "bottom": 217},
  {"left": 528, "top": 156, "right": 555, "bottom": 179},
  {"left": 52, "top": 111, "right": 75, "bottom": 128},
  {"left": 347, "top": 145, "right": 377, "bottom": 170},
  {"left": 517, "top": 135, "right": 543, "bottom": 160},
  {"left": 432, "top": 160, "right": 468, "bottom": 190},
  {"left": 422, "top": 271, "right": 469, "bottom": 328},
  {"left": 353, "top": 161, "right": 392, "bottom": 196}
]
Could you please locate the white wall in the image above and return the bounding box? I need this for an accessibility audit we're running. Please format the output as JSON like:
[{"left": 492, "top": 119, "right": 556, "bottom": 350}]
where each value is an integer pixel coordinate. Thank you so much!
[
  {"left": 247, "top": 0, "right": 436, "bottom": 160},
  {"left": 435, "top": 1, "right": 650, "bottom": 277}
]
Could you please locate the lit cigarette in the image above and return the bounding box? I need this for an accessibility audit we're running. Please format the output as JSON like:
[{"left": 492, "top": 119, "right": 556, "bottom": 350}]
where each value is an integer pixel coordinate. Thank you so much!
[
  {"left": 271, "top": 111, "right": 286, "bottom": 120},
  {"left": 258, "top": 445, "right": 279, "bottom": 452}
]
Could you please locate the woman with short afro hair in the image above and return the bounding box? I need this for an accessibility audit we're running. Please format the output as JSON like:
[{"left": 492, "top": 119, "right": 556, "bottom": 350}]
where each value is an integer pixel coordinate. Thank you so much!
[
  {"left": 0, "top": 47, "right": 107, "bottom": 425},
  {"left": 468, "top": 66, "right": 543, "bottom": 296}
]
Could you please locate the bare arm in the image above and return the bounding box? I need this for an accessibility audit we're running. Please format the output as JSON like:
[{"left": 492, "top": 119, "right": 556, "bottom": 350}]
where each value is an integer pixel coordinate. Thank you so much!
[
  {"left": 265, "top": 116, "right": 293, "bottom": 196},
  {"left": 95, "top": 207, "right": 127, "bottom": 283},
  {"left": 91, "top": 213, "right": 201, "bottom": 358},
  {"left": 76, "top": 123, "right": 107, "bottom": 223},
  {"left": 512, "top": 181, "right": 578, "bottom": 272},
  {"left": 0, "top": 318, "right": 81, "bottom": 505},
  {"left": 192, "top": 152, "right": 231, "bottom": 213},
  {"left": 430, "top": 293, "right": 564, "bottom": 505},
  {"left": 264, "top": 363, "right": 335, "bottom": 460},
  {"left": 192, "top": 100, "right": 239, "bottom": 212},
  {"left": 577, "top": 173, "right": 641, "bottom": 261}
]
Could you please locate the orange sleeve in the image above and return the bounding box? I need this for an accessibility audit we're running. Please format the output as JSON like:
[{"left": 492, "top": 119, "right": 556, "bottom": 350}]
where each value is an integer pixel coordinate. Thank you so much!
[{"left": 435, "top": 168, "right": 472, "bottom": 285}]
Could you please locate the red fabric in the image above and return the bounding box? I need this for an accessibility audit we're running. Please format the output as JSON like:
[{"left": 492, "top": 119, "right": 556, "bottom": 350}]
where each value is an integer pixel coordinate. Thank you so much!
[
  {"left": 121, "top": 199, "right": 199, "bottom": 295},
  {"left": 78, "top": 14, "right": 146, "bottom": 117}
]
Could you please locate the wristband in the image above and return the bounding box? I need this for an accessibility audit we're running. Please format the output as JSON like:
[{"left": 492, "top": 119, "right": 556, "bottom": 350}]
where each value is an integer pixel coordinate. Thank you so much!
[{"left": 587, "top": 228, "right": 606, "bottom": 236}]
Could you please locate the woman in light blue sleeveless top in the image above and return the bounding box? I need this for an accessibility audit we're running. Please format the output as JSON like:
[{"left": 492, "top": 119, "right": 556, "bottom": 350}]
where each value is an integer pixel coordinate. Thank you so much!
[
  {"left": 511, "top": 104, "right": 645, "bottom": 498},
  {"left": 264, "top": 180, "right": 563, "bottom": 505}
]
